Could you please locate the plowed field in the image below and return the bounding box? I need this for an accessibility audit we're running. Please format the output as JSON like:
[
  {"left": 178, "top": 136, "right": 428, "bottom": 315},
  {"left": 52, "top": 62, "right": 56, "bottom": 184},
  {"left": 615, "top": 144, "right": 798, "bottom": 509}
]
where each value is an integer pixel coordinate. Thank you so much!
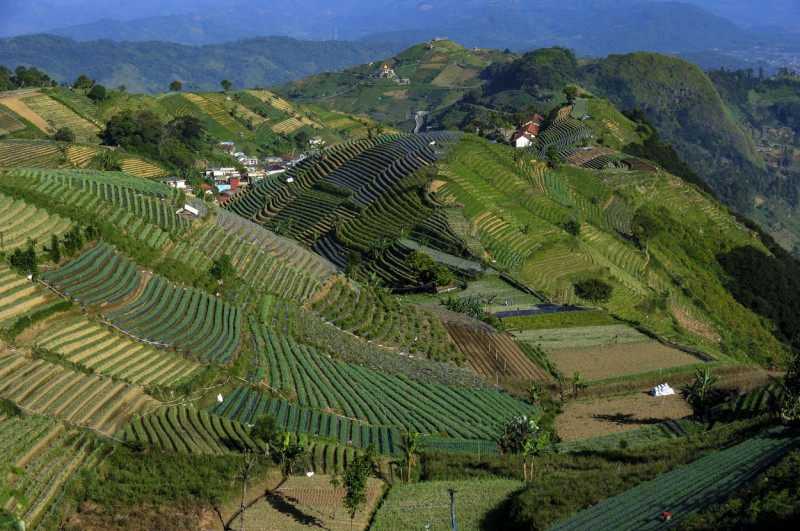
[
  {"left": 445, "top": 322, "right": 551, "bottom": 383},
  {"left": 548, "top": 342, "right": 699, "bottom": 381}
]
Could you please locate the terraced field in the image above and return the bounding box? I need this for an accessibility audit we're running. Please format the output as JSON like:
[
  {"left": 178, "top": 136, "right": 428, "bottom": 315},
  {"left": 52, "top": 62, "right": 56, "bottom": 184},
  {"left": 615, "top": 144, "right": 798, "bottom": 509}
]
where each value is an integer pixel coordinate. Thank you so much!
[
  {"left": 21, "top": 93, "right": 101, "bottom": 143},
  {"left": 106, "top": 274, "right": 241, "bottom": 364},
  {"left": 170, "top": 208, "right": 330, "bottom": 302},
  {"left": 444, "top": 322, "right": 551, "bottom": 383},
  {"left": 64, "top": 145, "right": 101, "bottom": 168},
  {"left": 40, "top": 242, "right": 141, "bottom": 307},
  {"left": 117, "top": 405, "right": 259, "bottom": 454},
  {"left": 0, "top": 192, "right": 74, "bottom": 253},
  {"left": 549, "top": 426, "right": 800, "bottom": 530},
  {"left": 311, "top": 280, "right": 459, "bottom": 360},
  {"left": 0, "top": 140, "right": 62, "bottom": 168},
  {"left": 0, "top": 108, "right": 26, "bottom": 135},
  {"left": 0, "top": 263, "right": 62, "bottom": 326},
  {"left": 249, "top": 319, "right": 527, "bottom": 440},
  {"left": 0, "top": 351, "right": 159, "bottom": 434},
  {"left": 36, "top": 316, "right": 205, "bottom": 387},
  {"left": 119, "top": 157, "right": 167, "bottom": 177},
  {"left": 0, "top": 413, "right": 111, "bottom": 526}
]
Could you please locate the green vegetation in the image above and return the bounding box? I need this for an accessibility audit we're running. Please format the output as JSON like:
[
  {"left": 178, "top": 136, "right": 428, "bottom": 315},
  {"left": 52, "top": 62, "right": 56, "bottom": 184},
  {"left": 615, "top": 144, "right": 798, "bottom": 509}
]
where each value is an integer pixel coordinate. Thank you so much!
[{"left": 504, "top": 311, "right": 617, "bottom": 330}]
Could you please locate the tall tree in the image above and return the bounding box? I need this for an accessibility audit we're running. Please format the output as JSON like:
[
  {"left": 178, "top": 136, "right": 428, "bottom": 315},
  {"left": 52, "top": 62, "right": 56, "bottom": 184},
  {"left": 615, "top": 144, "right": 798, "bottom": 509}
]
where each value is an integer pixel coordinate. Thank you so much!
[
  {"left": 169, "top": 80, "right": 183, "bottom": 92},
  {"left": 221, "top": 79, "right": 233, "bottom": 92},
  {"left": 342, "top": 445, "right": 376, "bottom": 528}
]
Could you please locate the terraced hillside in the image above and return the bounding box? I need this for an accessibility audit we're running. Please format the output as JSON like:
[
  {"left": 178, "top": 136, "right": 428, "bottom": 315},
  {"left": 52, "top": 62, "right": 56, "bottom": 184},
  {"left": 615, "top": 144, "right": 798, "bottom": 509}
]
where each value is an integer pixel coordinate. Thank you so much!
[{"left": 0, "top": 413, "right": 111, "bottom": 527}]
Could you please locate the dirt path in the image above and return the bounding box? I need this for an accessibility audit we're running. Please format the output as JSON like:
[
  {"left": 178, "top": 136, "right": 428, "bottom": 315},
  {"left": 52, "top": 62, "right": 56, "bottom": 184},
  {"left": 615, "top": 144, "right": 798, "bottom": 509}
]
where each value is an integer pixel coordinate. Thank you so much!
[
  {"left": 0, "top": 93, "right": 51, "bottom": 133},
  {"left": 556, "top": 392, "right": 692, "bottom": 442}
]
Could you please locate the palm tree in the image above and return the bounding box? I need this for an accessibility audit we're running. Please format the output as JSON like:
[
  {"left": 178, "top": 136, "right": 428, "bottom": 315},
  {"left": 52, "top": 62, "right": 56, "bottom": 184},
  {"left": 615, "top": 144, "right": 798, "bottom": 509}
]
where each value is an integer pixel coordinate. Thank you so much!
[{"left": 680, "top": 367, "right": 720, "bottom": 417}]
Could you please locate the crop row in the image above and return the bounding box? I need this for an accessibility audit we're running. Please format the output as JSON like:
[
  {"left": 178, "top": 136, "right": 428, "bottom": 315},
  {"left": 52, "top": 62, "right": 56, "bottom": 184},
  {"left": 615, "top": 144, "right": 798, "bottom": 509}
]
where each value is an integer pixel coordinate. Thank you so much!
[
  {"left": 0, "top": 413, "right": 110, "bottom": 527},
  {"left": 210, "top": 386, "right": 400, "bottom": 455},
  {"left": 36, "top": 315, "right": 204, "bottom": 387},
  {"left": 0, "top": 352, "right": 157, "bottom": 434},
  {"left": 108, "top": 274, "right": 242, "bottom": 364},
  {"left": 41, "top": 242, "right": 141, "bottom": 306},
  {"left": 250, "top": 318, "right": 530, "bottom": 440},
  {"left": 261, "top": 296, "right": 487, "bottom": 388},
  {"left": 549, "top": 426, "right": 800, "bottom": 530},
  {"left": 118, "top": 406, "right": 260, "bottom": 454}
]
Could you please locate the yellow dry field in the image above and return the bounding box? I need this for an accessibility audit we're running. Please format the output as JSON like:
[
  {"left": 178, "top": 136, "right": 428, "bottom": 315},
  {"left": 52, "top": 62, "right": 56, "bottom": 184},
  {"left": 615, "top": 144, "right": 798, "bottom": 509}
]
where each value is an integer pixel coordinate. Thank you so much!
[
  {"left": 431, "top": 64, "right": 480, "bottom": 86},
  {"left": 22, "top": 94, "right": 101, "bottom": 143},
  {"left": 556, "top": 393, "right": 693, "bottom": 442},
  {"left": 120, "top": 158, "right": 166, "bottom": 177},
  {"left": 0, "top": 94, "right": 52, "bottom": 133},
  {"left": 272, "top": 117, "right": 305, "bottom": 134},
  {"left": 65, "top": 145, "right": 100, "bottom": 167},
  {"left": 548, "top": 342, "right": 699, "bottom": 381}
]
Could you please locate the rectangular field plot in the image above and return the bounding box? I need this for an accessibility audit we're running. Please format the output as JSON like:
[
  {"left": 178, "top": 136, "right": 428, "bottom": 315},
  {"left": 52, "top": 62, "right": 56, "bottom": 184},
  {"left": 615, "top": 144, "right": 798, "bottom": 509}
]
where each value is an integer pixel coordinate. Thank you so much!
[
  {"left": 547, "top": 342, "right": 701, "bottom": 381},
  {"left": 372, "top": 479, "right": 522, "bottom": 531},
  {"left": 244, "top": 476, "right": 384, "bottom": 531},
  {"left": 515, "top": 324, "right": 650, "bottom": 349}
]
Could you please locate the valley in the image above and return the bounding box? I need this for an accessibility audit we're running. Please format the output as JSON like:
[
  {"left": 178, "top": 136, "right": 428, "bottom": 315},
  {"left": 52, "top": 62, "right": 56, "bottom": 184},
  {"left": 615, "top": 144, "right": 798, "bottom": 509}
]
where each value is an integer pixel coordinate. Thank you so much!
[{"left": 0, "top": 38, "right": 800, "bottom": 530}]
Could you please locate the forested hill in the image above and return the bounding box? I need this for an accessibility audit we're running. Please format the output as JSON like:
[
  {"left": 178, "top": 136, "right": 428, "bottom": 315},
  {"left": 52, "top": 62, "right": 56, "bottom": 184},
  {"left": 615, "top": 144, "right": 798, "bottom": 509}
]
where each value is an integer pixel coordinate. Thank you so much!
[{"left": 0, "top": 35, "right": 406, "bottom": 94}]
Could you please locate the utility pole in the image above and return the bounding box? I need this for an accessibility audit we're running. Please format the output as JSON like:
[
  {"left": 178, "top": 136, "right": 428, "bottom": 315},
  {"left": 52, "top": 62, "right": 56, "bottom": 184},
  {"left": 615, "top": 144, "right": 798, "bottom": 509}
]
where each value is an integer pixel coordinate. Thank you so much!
[
  {"left": 238, "top": 450, "right": 257, "bottom": 531},
  {"left": 448, "top": 488, "right": 458, "bottom": 531}
]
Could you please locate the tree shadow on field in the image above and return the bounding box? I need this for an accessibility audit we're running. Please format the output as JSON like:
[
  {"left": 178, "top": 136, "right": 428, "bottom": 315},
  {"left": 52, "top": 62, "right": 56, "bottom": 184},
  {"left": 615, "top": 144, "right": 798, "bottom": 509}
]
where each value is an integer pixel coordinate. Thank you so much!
[
  {"left": 479, "top": 487, "right": 525, "bottom": 530},
  {"left": 591, "top": 412, "right": 665, "bottom": 426},
  {"left": 265, "top": 492, "right": 327, "bottom": 528}
]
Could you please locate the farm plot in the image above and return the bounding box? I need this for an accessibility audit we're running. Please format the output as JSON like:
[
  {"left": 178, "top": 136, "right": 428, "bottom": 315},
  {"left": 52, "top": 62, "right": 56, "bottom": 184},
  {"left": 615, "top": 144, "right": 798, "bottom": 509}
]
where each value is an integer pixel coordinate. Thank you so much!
[
  {"left": 0, "top": 192, "right": 73, "bottom": 253},
  {"left": 247, "top": 320, "right": 529, "bottom": 440},
  {"left": 117, "top": 406, "right": 259, "bottom": 454},
  {"left": 0, "top": 413, "right": 110, "bottom": 527},
  {"left": 0, "top": 263, "right": 61, "bottom": 327},
  {"left": 22, "top": 94, "right": 101, "bottom": 143},
  {"left": 244, "top": 475, "right": 384, "bottom": 531},
  {"left": 64, "top": 145, "right": 101, "bottom": 168},
  {"left": 262, "top": 298, "right": 487, "bottom": 388},
  {"left": 0, "top": 140, "right": 61, "bottom": 168},
  {"left": 119, "top": 157, "right": 167, "bottom": 178},
  {"left": 36, "top": 315, "right": 204, "bottom": 387},
  {"left": 514, "top": 324, "right": 650, "bottom": 349},
  {"left": 0, "top": 351, "right": 159, "bottom": 434},
  {"left": 40, "top": 242, "right": 141, "bottom": 307},
  {"left": 311, "top": 280, "right": 459, "bottom": 361},
  {"left": 555, "top": 392, "right": 693, "bottom": 442},
  {"left": 548, "top": 426, "right": 800, "bottom": 530},
  {"left": 107, "top": 274, "right": 242, "bottom": 364},
  {"left": 547, "top": 342, "right": 701, "bottom": 381},
  {"left": 0, "top": 94, "right": 52, "bottom": 133},
  {"left": 0, "top": 108, "right": 25, "bottom": 134},
  {"left": 444, "top": 322, "right": 551, "bottom": 383},
  {"left": 372, "top": 478, "right": 522, "bottom": 531}
]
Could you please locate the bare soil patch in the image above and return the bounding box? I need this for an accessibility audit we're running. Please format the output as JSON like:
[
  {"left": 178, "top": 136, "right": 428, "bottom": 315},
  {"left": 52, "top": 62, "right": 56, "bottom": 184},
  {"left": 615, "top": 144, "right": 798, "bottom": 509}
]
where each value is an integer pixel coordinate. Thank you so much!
[
  {"left": 0, "top": 94, "right": 52, "bottom": 133},
  {"left": 556, "top": 393, "right": 692, "bottom": 442},
  {"left": 672, "top": 307, "right": 721, "bottom": 343},
  {"left": 548, "top": 342, "right": 699, "bottom": 381},
  {"left": 244, "top": 475, "right": 384, "bottom": 530}
]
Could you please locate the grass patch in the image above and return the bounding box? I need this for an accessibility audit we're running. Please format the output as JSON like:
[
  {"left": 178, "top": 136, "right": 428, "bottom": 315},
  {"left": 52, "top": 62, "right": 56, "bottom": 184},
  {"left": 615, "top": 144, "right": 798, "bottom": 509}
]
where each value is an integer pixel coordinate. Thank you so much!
[
  {"left": 371, "top": 478, "right": 523, "bottom": 530},
  {"left": 503, "top": 310, "right": 617, "bottom": 330}
]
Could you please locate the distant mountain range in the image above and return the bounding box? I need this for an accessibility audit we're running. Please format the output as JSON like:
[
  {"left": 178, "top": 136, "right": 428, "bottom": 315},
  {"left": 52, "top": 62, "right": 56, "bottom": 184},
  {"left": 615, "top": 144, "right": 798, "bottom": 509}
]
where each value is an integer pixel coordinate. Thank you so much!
[
  {"left": 3, "top": 0, "right": 799, "bottom": 62},
  {"left": 0, "top": 35, "right": 406, "bottom": 94}
]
